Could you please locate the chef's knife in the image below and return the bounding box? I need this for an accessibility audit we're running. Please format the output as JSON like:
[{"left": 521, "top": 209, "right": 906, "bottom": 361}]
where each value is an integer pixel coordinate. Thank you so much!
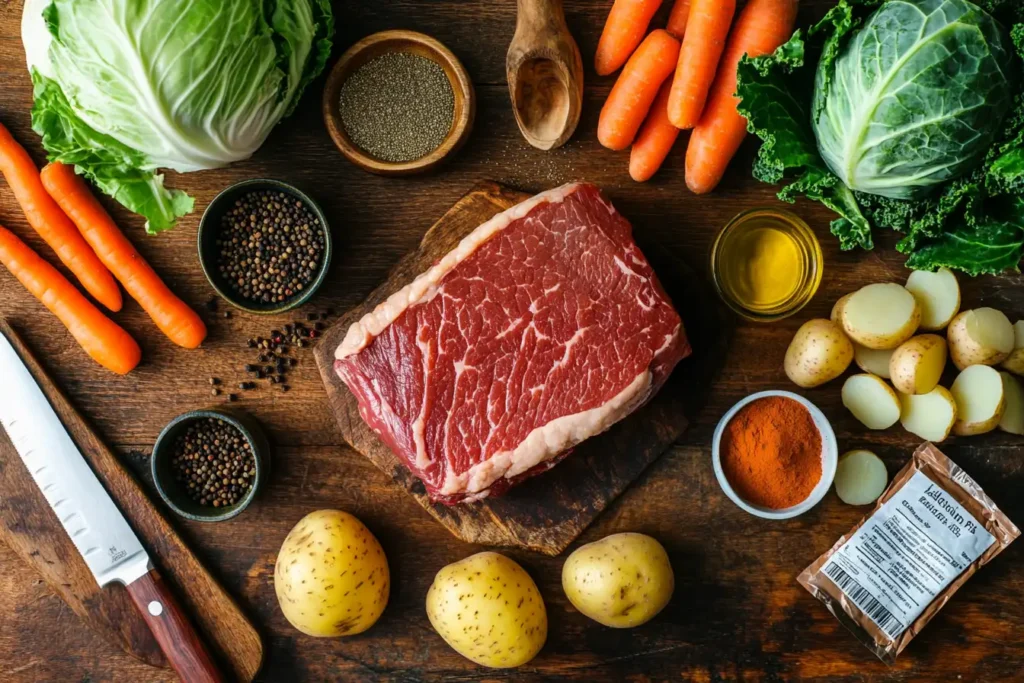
[{"left": 0, "top": 333, "right": 225, "bottom": 683}]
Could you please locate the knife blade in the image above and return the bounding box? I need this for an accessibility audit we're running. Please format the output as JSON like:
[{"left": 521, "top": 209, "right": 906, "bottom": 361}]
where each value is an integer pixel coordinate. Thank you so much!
[{"left": 0, "top": 332, "right": 224, "bottom": 683}]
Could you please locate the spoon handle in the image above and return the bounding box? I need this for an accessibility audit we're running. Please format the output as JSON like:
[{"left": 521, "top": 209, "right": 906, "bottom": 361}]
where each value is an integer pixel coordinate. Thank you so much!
[{"left": 515, "top": 0, "right": 568, "bottom": 37}]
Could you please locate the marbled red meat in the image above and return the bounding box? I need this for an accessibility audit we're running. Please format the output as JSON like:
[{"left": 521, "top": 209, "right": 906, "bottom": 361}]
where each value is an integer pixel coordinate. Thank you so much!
[{"left": 334, "top": 183, "right": 689, "bottom": 503}]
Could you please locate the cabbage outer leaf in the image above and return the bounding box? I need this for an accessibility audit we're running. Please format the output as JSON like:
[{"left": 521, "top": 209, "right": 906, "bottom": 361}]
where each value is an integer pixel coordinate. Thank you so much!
[
  {"left": 737, "top": 3, "right": 876, "bottom": 249},
  {"left": 32, "top": 69, "right": 193, "bottom": 234}
]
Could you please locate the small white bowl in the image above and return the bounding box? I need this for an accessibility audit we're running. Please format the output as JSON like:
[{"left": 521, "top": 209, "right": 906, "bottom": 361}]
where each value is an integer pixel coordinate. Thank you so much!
[{"left": 712, "top": 390, "right": 838, "bottom": 520}]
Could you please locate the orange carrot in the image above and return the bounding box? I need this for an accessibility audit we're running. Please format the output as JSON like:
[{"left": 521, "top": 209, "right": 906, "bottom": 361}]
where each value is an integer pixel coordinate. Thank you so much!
[
  {"left": 40, "top": 162, "right": 207, "bottom": 349},
  {"left": 598, "top": 30, "right": 681, "bottom": 151},
  {"left": 685, "top": 0, "right": 799, "bottom": 194},
  {"left": 0, "top": 123, "right": 122, "bottom": 312},
  {"left": 595, "top": 0, "right": 664, "bottom": 76},
  {"left": 667, "top": 0, "right": 737, "bottom": 129},
  {"left": 665, "top": 0, "right": 692, "bottom": 39},
  {"left": 629, "top": 81, "right": 681, "bottom": 182},
  {"left": 0, "top": 225, "right": 140, "bottom": 374}
]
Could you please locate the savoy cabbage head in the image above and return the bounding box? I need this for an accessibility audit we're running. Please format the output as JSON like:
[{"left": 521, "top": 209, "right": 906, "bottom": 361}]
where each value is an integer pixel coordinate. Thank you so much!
[
  {"left": 22, "top": 0, "right": 333, "bottom": 233},
  {"left": 814, "top": 0, "right": 1016, "bottom": 200},
  {"left": 736, "top": 0, "right": 1024, "bottom": 275}
]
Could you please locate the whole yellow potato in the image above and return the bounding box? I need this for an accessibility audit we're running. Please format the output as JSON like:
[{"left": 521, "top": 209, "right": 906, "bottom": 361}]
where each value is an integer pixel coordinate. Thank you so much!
[
  {"left": 426, "top": 552, "right": 546, "bottom": 668},
  {"left": 784, "top": 319, "right": 854, "bottom": 388},
  {"left": 561, "top": 532, "right": 674, "bottom": 628},
  {"left": 274, "top": 510, "right": 389, "bottom": 637}
]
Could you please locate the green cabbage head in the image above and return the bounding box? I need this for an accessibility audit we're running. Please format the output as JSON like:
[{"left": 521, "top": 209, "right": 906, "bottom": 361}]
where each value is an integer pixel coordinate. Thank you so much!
[
  {"left": 813, "top": 0, "right": 1016, "bottom": 200},
  {"left": 23, "top": 0, "right": 333, "bottom": 232}
]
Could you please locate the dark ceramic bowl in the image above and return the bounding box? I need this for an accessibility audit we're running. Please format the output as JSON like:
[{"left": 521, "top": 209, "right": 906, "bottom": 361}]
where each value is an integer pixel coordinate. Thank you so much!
[
  {"left": 151, "top": 408, "right": 270, "bottom": 522},
  {"left": 198, "top": 178, "right": 333, "bottom": 314}
]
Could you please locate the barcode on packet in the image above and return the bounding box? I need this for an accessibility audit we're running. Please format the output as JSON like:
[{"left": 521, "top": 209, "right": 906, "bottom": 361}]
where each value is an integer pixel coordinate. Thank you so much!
[{"left": 824, "top": 563, "right": 905, "bottom": 638}]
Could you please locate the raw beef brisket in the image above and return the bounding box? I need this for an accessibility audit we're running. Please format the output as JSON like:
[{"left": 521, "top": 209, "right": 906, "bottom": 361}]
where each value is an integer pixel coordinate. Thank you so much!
[{"left": 335, "top": 183, "right": 690, "bottom": 503}]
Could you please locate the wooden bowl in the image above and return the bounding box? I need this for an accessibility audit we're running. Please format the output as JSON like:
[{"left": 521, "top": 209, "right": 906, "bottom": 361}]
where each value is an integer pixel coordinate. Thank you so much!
[{"left": 322, "top": 30, "right": 475, "bottom": 176}]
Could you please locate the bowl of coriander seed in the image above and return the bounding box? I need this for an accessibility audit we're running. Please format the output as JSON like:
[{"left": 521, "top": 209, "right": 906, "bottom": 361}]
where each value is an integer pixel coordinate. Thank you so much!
[{"left": 198, "top": 178, "right": 332, "bottom": 314}]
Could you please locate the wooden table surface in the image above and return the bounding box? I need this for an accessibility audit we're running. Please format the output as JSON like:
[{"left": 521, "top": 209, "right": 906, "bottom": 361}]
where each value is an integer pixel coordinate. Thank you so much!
[{"left": 2, "top": 2, "right": 1022, "bottom": 681}]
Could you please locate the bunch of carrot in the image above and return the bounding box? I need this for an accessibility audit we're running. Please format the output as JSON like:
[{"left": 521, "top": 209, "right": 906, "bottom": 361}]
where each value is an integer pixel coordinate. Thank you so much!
[
  {"left": 595, "top": 0, "right": 800, "bottom": 190},
  {"left": 0, "top": 122, "right": 206, "bottom": 374}
]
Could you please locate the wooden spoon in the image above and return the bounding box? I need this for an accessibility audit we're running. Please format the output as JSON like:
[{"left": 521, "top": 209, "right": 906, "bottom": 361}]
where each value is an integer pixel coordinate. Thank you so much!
[{"left": 506, "top": 0, "right": 584, "bottom": 151}]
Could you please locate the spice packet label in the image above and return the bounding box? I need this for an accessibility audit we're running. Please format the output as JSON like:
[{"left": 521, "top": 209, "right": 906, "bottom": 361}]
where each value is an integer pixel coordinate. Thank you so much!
[{"left": 821, "top": 470, "right": 995, "bottom": 640}]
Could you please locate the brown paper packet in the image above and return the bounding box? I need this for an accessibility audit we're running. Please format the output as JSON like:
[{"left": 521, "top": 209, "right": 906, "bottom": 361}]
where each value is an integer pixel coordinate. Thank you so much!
[{"left": 798, "top": 442, "right": 1019, "bottom": 664}]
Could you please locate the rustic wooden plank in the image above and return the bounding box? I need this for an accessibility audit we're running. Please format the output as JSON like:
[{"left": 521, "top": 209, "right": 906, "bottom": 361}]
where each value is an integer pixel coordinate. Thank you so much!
[
  {"left": 313, "top": 182, "right": 728, "bottom": 555},
  {"left": 0, "top": 321, "right": 263, "bottom": 681},
  {"left": 0, "top": 0, "right": 1022, "bottom": 680}
]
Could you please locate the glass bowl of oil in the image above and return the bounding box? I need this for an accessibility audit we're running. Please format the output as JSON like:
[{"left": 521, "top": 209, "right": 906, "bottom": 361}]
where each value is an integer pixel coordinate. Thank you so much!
[{"left": 710, "top": 208, "right": 822, "bottom": 322}]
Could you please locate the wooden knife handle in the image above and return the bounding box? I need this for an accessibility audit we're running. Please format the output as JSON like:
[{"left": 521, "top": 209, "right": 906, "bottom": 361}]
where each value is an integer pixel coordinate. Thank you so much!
[{"left": 126, "top": 569, "right": 225, "bottom": 683}]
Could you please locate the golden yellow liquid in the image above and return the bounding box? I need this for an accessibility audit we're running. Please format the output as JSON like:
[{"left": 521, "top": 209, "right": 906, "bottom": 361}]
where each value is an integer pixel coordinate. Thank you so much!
[{"left": 711, "top": 209, "right": 822, "bottom": 321}]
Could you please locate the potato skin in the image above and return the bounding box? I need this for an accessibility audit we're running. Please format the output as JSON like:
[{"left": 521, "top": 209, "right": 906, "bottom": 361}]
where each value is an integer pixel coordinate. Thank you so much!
[
  {"left": 952, "top": 404, "right": 1005, "bottom": 436},
  {"left": 830, "top": 293, "right": 853, "bottom": 324},
  {"left": 889, "top": 334, "right": 946, "bottom": 395},
  {"left": 561, "top": 533, "right": 674, "bottom": 629},
  {"left": 1000, "top": 321, "right": 1024, "bottom": 375},
  {"left": 948, "top": 311, "right": 1012, "bottom": 371},
  {"left": 426, "top": 552, "right": 547, "bottom": 668},
  {"left": 274, "top": 510, "right": 390, "bottom": 637},
  {"left": 784, "top": 319, "right": 854, "bottom": 388}
]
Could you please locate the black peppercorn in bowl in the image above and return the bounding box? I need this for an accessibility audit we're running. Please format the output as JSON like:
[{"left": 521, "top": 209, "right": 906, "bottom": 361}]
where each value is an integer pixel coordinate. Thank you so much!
[
  {"left": 151, "top": 408, "right": 270, "bottom": 522},
  {"left": 198, "top": 179, "right": 333, "bottom": 314}
]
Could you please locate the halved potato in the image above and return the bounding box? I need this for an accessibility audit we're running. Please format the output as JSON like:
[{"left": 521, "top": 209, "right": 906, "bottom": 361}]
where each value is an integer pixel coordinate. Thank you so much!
[
  {"left": 834, "top": 450, "right": 888, "bottom": 506},
  {"left": 950, "top": 365, "right": 1005, "bottom": 436},
  {"left": 905, "top": 267, "right": 960, "bottom": 331},
  {"left": 899, "top": 387, "right": 957, "bottom": 442},
  {"left": 947, "top": 308, "right": 1014, "bottom": 371},
  {"left": 841, "top": 283, "right": 920, "bottom": 350},
  {"left": 889, "top": 334, "right": 947, "bottom": 395},
  {"left": 842, "top": 374, "right": 901, "bottom": 430},
  {"left": 999, "top": 321, "right": 1024, "bottom": 376},
  {"left": 854, "top": 345, "right": 893, "bottom": 378},
  {"left": 831, "top": 293, "right": 853, "bottom": 324},
  {"left": 784, "top": 319, "right": 854, "bottom": 389},
  {"left": 998, "top": 371, "right": 1024, "bottom": 435}
]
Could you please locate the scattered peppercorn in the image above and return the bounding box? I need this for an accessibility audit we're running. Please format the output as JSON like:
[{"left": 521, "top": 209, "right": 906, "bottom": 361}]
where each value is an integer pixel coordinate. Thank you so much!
[
  {"left": 169, "top": 418, "right": 255, "bottom": 508},
  {"left": 228, "top": 394, "right": 238, "bottom": 402},
  {"left": 215, "top": 190, "right": 326, "bottom": 305},
  {"left": 211, "top": 388, "right": 220, "bottom": 397}
]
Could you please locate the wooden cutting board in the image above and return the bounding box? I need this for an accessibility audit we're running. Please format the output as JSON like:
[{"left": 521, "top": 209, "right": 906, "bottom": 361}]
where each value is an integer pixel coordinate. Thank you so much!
[
  {"left": 314, "top": 182, "right": 728, "bottom": 555},
  {"left": 0, "top": 320, "right": 263, "bottom": 681}
]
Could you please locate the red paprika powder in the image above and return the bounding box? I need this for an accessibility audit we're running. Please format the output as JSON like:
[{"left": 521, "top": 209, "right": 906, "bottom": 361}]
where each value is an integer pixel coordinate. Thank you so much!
[{"left": 720, "top": 396, "right": 822, "bottom": 509}]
